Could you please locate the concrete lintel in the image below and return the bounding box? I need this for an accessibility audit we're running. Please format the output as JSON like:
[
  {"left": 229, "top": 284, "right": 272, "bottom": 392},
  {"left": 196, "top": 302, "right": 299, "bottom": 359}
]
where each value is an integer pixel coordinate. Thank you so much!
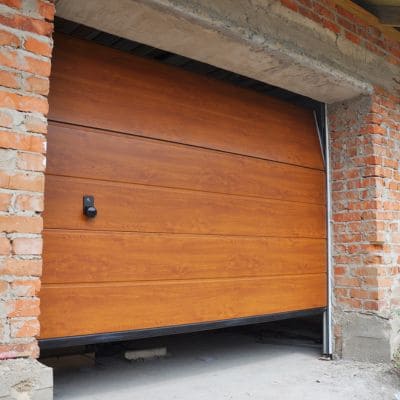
[
  {"left": 0, "top": 359, "right": 53, "bottom": 399},
  {"left": 53, "top": 0, "right": 384, "bottom": 103}
]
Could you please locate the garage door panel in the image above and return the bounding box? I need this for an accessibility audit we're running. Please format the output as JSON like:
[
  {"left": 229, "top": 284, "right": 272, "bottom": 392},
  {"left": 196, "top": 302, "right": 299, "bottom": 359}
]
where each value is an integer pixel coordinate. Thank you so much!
[
  {"left": 41, "top": 34, "right": 327, "bottom": 341},
  {"left": 49, "top": 79, "right": 322, "bottom": 169},
  {"left": 39, "top": 273, "right": 327, "bottom": 338},
  {"left": 42, "top": 230, "right": 326, "bottom": 284},
  {"left": 44, "top": 175, "right": 326, "bottom": 238},
  {"left": 51, "top": 34, "right": 311, "bottom": 124},
  {"left": 49, "top": 34, "right": 323, "bottom": 170},
  {"left": 47, "top": 122, "right": 325, "bottom": 205}
]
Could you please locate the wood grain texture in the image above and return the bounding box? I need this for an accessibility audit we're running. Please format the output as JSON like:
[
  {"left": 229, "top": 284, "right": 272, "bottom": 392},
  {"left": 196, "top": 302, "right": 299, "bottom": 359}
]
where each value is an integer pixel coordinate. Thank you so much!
[
  {"left": 47, "top": 122, "right": 325, "bottom": 205},
  {"left": 39, "top": 274, "right": 327, "bottom": 338},
  {"left": 42, "top": 230, "right": 326, "bottom": 284},
  {"left": 41, "top": 34, "right": 327, "bottom": 339},
  {"left": 48, "top": 33, "right": 324, "bottom": 170},
  {"left": 44, "top": 175, "right": 326, "bottom": 238}
]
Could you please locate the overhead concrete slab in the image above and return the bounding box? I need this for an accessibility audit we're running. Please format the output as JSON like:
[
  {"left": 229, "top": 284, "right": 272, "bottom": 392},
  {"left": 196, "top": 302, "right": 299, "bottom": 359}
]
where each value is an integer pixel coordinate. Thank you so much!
[{"left": 51, "top": 0, "right": 395, "bottom": 103}]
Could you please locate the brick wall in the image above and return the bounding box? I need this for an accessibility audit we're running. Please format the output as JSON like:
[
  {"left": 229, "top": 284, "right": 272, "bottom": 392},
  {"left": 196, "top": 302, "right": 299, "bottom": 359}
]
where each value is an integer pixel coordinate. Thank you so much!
[
  {"left": 0, "top": 0, "right": 54, "bottom": 359},
  {"left": 329, "top": 89, "right": 400, "bottom": 357},
  {"left": 0, "top": 0, "right": 398, "bottom": 363},
  {"left": 279, "top": 0, "right": 400, "bottom": 359},
  {"left": 280, "top": 0, "right": 400, "bottom": 67}
]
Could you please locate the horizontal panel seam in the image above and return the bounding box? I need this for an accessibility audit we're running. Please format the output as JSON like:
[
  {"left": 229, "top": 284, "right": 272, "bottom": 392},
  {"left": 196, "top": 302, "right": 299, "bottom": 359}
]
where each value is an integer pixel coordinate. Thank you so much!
[
  {"left": 41, "top": 272, "right": 327, "bottom": 288},
  {"left": 48, "top": 78, "right": 316, "bottom": 144},
  {"left": 42, "top": 228, "right": 328, "bottom": 240},
  {"left": 42, "top": 228, "right": 327, "bottom": 240},
  {"left": 48, "top": 120, "right": 326, "bottom": 172},
  {"left": 45, "top": 174, "right": 327, "bottom": 208},
  {"left": 45, "top": 172, "right": 326, "bottom": 207}
]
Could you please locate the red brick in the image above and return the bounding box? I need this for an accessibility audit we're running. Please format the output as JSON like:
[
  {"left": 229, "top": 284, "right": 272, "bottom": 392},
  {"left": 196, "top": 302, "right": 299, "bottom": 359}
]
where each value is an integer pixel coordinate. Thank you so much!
[
  {"left": 0, "top": 28, "right": 20, "bottom": 47},
  {"left": 334, "top": 266, "right": 347, "bottom": 276},
  {"left": 333, "top": 212, "right": 361, "bottom": 222},
  {"left": 38, "top": 0, "right": 55, "bottom": 21},
  {"left": 363, "top": 301, "right": 379, "bottom": 311},
  {"left": 24, "top": 115, "right": 47, "bottom": 134},
  {"left": 0, "top": 110, "right": 13, "bottom": 128},
  {"left": 17, "top": 151, "right": 46, "bottom": 171},
  {"left": 360, "top": 125, "right": 387, "bottom": 135},
  {"left": 0, "top": 236, "right": 10, "bottom": 255},
  {"left": 335, "top": 276, "right": 360, "bottom": 287},
  {"left": 0, "top": 215, "right": 42, "bottom": 233},
  {"left": 335, "top": 288, "right": 348, "bottom": 297},
  {"left": 10, "top": 318, "right": 40, "bottom": 338},
  {"left": 12, "top": 237, "right": 42, "bottom": 255},
  {"left": 350, "top": 288, "right": 370, "bottom": 299},
  {"left": 0, "top": 192, "right": 11, "bottom": 211},
  {"left": 0, "top": 280, "right": 8, "bottom": 295},
  {"left": 313, "top": 3, "right": 334, "bottom": 19},
  {"left": 7, "top": 298, "right": 40, "bottom": 317},
  {"left": 364, "top": 254, "right": 383, "bottom": 264},
  {"left": 345, "top": 31, "right": 361, "bottom": 45},
  {"left": 322, "top": 19, "right": 340, "bottom": 34},
  {"left": 0, "top": 13, "right": 53, "bottom": 37},
  {"left": 0, "top": 49, "right": 51, "bottom": 77},
  {"left": 281, "top": 0, "right": 298, "bottom": 12},
  {"left": 0, "top": 0, "right": 21, "bottom": 9},
  {"left": 10, "top": 279, "right": 40, "bottom": 296},
  {"left": 298, "top": 6, "right": 323, "bottom": 24},
  {"left": 335, "top": 5, "right": 363, "bottom": 25},
  {"left": 0, "top": 170, "right": 44, "bottom": 191},
  {"left": 336, "top": 296, "right": 362, "bottom": 309},
  {"left": 0, "top": 69, "right": 19, "bottom": 89},
  {"left": 0, "top": 258, "right": 42, "bottom": 276},
  {"left": 24, "top": 75, "right": 49, "bottom": 95},
  {"left": 0, "top": 130, "right": 45, "bottom": 153},
  {"left": 23, "top": 54, "right": 51, "bottom": 76},
  {"left": 24, "top": 36, "right": 52, "bottom": 57},
  {"left": 337, "top": 16, "right": 355, "bottom": 32},
  {"left": 15, "top": 193, "right": 43, "bottom": 212},
  {"left": 296, "top": 0, "right": 312, "bottom": 7},
  {"left": 365, "top": 277, "right": 393, "bottom": 287},
  {"left": 0, "top": 340, "right": 38, "bottom": 359},
  {"left": 0, "top": 89, "right": 48, "bottom": 114}
]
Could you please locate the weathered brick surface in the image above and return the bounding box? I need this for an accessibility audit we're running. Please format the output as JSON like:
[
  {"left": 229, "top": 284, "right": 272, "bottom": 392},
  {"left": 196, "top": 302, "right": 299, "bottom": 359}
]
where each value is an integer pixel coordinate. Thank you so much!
[
  {"left": 279, "top": 0, "right": 400, "bottom": 359},
  {"left": 280, "top": 0, "right": 400, "bottom": 66},
  {"left": 0, "top": 0, "right": 398, "bottom": 363},
  {"left": 329, "top": 89, "right": 400, "bottom": 356},
  {"left": 0, "top": 0, "right": 53, "bottom": 360}
]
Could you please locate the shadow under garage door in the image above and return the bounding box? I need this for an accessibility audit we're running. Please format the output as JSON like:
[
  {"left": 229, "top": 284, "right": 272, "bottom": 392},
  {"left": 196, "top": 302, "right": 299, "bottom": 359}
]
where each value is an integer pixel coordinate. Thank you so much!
[{"left": 39, "top": 33, "right": 327, "bottom": 342}]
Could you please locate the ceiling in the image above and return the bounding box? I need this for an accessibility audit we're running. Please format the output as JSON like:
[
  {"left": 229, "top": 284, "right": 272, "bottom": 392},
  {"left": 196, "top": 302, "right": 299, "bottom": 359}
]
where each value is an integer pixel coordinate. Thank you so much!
[{"left": 353, "top": 0, "right": 400, "bottom": 29}]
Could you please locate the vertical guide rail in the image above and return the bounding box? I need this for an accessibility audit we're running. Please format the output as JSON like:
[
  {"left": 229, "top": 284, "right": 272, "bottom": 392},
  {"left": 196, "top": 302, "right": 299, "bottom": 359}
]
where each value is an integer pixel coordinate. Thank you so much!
[
  {"left": 324, "top": 103, "right": 333, "bottom": 357},
  {"left": 314, "top": 104, "right": 333, "bottom": 358}
]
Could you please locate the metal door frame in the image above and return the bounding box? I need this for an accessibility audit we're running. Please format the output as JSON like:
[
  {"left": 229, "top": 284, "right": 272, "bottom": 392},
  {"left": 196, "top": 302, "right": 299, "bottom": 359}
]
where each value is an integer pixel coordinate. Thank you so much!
[{"left": 314, "top": 104, "right": 333, "bottom": 358}]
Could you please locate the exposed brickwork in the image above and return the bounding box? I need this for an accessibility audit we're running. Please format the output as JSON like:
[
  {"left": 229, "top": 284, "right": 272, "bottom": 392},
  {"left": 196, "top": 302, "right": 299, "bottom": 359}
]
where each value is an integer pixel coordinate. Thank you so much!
[
  {"left": 0, "top": 0, "right": 398, "bottom": 365},
  {"left": 0, "top": 0, "right": 53, "bottom": 359},
  {"left": 280, "top": 0, "right": 400, "bottom": 66},
  {"left": 279, "top": 0, "right": 400, "bottom": 359},
  {"left": 329, "top": 88, "right": 400, "bottom": 355}
]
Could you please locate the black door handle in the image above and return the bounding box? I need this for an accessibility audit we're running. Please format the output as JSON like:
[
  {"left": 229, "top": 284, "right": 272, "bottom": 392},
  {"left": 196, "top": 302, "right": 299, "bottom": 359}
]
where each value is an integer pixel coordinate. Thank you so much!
[{"left": 83, "top": 195, "right": 97, "bottom": 218}]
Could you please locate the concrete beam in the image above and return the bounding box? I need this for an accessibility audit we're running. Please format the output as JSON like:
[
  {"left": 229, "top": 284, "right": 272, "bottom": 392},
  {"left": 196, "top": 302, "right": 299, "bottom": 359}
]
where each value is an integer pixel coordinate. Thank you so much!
[{"left": 53, "top": 0, "right": 390, "bottom": 103}]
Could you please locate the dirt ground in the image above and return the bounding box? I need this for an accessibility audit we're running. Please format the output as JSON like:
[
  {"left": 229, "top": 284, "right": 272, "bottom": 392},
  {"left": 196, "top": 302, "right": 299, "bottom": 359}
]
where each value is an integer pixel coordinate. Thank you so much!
[{"left": 42, "top": 325, "right": 400, "bottom": 400}]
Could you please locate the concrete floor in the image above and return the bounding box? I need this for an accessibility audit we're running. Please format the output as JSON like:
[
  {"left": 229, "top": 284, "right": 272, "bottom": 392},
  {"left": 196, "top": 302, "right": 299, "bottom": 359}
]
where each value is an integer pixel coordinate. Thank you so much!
[{"left": 43, "top": 329, "right": 400, "bottom": 400}]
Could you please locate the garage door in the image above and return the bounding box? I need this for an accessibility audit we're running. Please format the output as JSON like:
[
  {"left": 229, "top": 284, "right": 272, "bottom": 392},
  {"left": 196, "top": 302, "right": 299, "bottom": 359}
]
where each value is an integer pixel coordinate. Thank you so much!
[{"left": 40, "top": 34, "right": 327, "bottom": 340}]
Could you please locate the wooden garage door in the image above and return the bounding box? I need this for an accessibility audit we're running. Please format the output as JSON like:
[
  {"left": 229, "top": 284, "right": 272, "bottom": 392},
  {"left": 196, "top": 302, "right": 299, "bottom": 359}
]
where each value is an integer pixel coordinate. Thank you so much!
[{"left": 40, "top": 34, "right": 327, "bottom": 339}]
